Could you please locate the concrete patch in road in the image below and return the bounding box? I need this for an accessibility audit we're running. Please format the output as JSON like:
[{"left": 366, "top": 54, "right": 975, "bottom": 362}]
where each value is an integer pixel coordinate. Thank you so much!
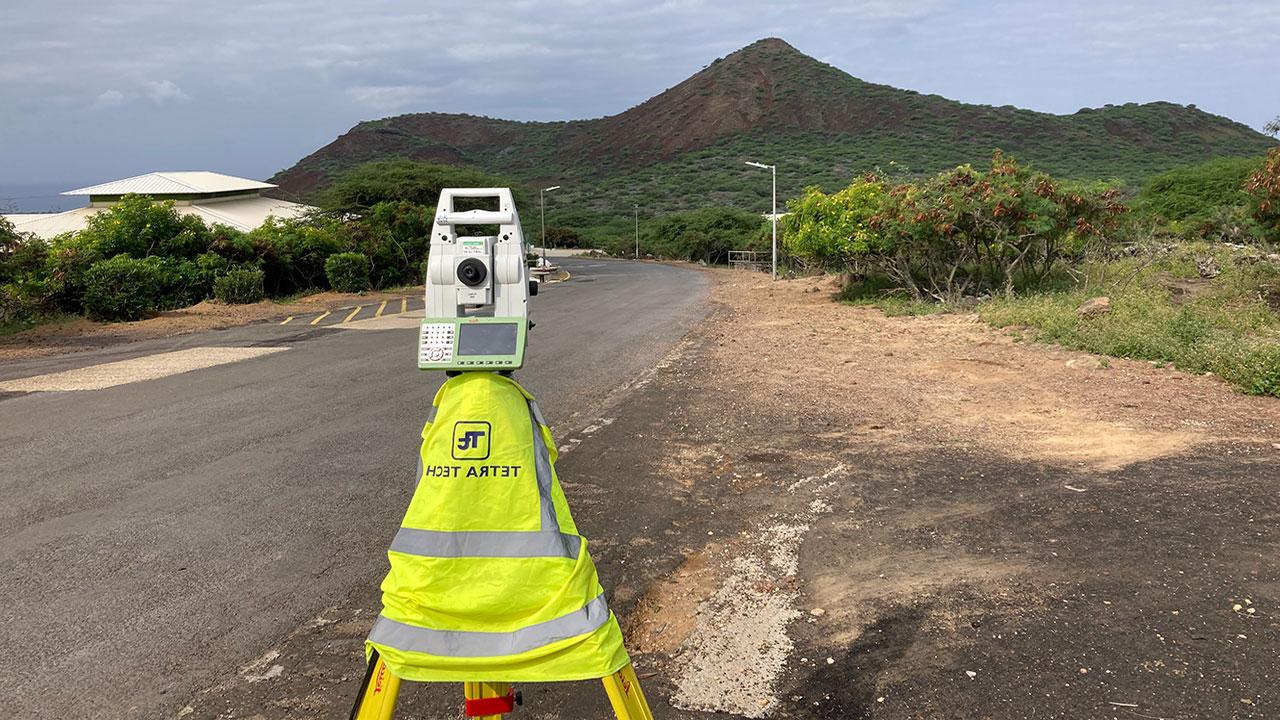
[
  {"left": 0, "top": 346, "right": 288, "bottom": 391},
  {"left": 670, "top": 464, "right": 846, "bottom": 718}
]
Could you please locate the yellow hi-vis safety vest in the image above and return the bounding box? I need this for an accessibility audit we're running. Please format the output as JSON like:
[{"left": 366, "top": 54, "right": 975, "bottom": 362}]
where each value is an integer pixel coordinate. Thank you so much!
[{"left": 366, "top": 372, "right": 630, "bottom": 682}]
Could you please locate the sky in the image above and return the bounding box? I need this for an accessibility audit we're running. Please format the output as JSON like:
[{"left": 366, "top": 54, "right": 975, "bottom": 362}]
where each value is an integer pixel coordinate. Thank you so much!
[{"left": 1, "top": 0, "right": 1277, "bottom": 189}]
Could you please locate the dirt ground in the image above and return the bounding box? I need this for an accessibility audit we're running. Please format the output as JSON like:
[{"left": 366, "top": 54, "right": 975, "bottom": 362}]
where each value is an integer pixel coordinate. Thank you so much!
[
  {"left": 177, "top": 267, "right": 1280, "bottom": 719},
  {"left": 0, "top": 287, "right": 423, "bottom": 362},
  {"left": 620, "top": 270, "right": 1280, "bottom": 719}
]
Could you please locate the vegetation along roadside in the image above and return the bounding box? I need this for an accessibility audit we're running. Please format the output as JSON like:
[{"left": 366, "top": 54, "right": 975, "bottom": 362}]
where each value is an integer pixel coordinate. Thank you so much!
[
  {"left": 4, "top": 124, "right": 1278, "bottom": 401},
  {"left": 779, "top": 144, "right": 1280, "bottom": 397},
  {"left": 0, "top": 162, "right": 520, "bottom": 331}
]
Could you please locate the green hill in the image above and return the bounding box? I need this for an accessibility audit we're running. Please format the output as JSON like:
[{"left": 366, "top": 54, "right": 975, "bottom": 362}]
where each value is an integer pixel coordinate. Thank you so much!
[{"left": 272, "top": 38, "right": 1275, "bottom": 238}]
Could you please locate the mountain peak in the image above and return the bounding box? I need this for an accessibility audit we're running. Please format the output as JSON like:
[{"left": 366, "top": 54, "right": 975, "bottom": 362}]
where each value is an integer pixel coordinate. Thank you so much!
[
  {"left": 700, "top": 37, "right": 822, "bottom": 79},
  {"left": 570, "top": 37, "right": 875, "bottom": 160},
  {"left": 733, "top": 37, "right": 802, "bottom": 56}
]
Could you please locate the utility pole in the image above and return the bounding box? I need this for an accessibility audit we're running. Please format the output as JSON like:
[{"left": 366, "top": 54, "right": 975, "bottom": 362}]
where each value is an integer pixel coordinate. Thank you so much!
[
  {"left": 634, "top": 204, "right": 639, "bottom": 259},
  {"left": 540, "top": 185, "right": 560, "bottom": 267},
  {"left": 744, "top": 161, "right": 777, "bottom": 280}
]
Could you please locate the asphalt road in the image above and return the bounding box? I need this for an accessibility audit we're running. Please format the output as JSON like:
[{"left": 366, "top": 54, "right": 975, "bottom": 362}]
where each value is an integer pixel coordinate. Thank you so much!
[{"left": 0, "top": 258, "right": 709, "bottom": 719}]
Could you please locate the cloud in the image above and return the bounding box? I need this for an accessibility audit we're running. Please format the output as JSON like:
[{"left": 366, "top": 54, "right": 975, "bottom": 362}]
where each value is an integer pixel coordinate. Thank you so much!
[
  {"left": 86, "top": 81, "right": 187, "bottom": 109},
  {"left": 825, "top": 0, "right": 949, "bottom": 21},
  {"left": 2, "top": 0, "right": 1277, "bottom": 185},
  {"left": 346, "top": 85, "right": 436, "bottom": 113},
  {"left": 93, "top": 89, "right": 127, "bottom": 108},
  {"left": 143, "top": 80, "right": 188, "bottom": 104},
  {"left": 447, "top": 42, "right": 553, "bottom": 62}
]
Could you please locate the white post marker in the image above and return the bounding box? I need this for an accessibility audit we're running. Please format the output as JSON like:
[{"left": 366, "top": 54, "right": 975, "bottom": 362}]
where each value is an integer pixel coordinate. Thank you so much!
[
  {"left": 540, "top": 185, "right": 560, "bottom": 266},
  {"left": 634, "top": 204, "right": 639, "bottom": 259},
  {"left": 745, "top": 161, "right": 777, "bottom": 280}
]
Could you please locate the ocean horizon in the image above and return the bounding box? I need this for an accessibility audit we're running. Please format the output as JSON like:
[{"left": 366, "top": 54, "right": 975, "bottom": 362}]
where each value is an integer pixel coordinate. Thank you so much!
[{"left": 0, "top": 183, "right": 90, "bottom": 214}]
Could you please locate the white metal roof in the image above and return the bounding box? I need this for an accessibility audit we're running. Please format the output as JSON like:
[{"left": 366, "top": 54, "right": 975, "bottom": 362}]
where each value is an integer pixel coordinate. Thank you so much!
[
  {"left": 4, "top": 197, "right": 312, "bottom": 238},
  {"left": 2, "top": 214, "right": 54, "bottom": 224},
  {"left": 182, "top": 196, "right": 312, "bottom": 230},
  {"left": 4, "top": 209, "right": 92, "bottom": 237},
  {"left": 63, "top": 172, "right": 276, "bottom": 196}
]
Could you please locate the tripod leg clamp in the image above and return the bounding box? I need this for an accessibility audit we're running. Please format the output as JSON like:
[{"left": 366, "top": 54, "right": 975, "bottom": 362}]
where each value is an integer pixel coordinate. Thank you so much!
[{"left": 465, "top": 689, "right": 516, "bottom": 716}]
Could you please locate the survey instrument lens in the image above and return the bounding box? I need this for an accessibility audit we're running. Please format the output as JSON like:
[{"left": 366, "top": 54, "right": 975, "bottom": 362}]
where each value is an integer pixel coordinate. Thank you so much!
[{"left": 456, "top": 258, "right": 488, "bottom": 287}]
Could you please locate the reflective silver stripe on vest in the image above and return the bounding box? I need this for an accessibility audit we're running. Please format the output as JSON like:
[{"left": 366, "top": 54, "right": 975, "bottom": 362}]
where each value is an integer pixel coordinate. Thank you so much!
[
  {"left": 419, "top": 406, "right": 436, "bottom": 488},
  {"left": 529, "top": 402, "right": 560, "bottom": 532},
  {"left": 391, "top": 527, "right": 581, "bottom": 559},
  {"left": 528, "top": 400, "right": 547, "bottom": 428},
  {"left": 369, "top": 593, "right": 610, "bottom": 658}
]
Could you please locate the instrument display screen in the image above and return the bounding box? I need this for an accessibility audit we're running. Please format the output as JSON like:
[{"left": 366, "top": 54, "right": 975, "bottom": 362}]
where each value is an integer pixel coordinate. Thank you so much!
[{"left": 456, "top": 322, "right": 519, "bottom": 356}]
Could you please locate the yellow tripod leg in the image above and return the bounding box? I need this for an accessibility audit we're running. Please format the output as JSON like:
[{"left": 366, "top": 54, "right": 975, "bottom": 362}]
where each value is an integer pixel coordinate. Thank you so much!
[
  {"left": 602, "top": 664, "right": 654, "bottom": 720},
  {"left": 350, "top": 651, "right": 401, "bottom": 720},
  {"left": 464, "top": 680, "right": 515, "bottom": 719}
]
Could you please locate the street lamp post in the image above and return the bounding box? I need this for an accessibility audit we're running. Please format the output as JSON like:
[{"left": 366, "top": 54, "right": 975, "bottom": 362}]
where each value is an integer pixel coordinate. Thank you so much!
[
  {"left": 745, "top": 161, "right": 777, "bottom": 280},
  {"left": 540, "top": 185, "right": 560, "bottom": 266},
  {"left": 634, "top": 204, "right": 639, "bottom": 259}
]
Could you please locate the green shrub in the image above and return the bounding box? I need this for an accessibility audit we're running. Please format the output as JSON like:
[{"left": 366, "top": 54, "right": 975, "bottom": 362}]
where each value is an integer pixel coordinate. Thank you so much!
[
  {"left": 249, "top": 217, "right": 343, "bottom": 294},
  {"left": 0, "top": 220, "right": 49, "bottom": 285},
  {"left": 544, "top": 226, "right": 585, "bottom": 249},
  {"left": 45, "top": 233, "right": 103, "bottom": 312},
  {"left": 1134, "top": 156, "right": 1263, "bottom": 222},
  {"left": 144, "top": 256, "right": 208, "bottom": 309},
  {"left": 0, "top": 286, "right": 32, "bottom": 327},
  {"left": 1181, "top": 204, "right": 1268, "bottom": 244},
  {"left": 158, "top": 223, "right": 215, "bottom": 259},
  {"left": 338, "top": 201, "right": 432, "bottom": 288},
  {"left": 79, "top": 194, "right": 210, "bottom": 259},
  {"left": 207, "top": 224, "right": 255, "bottom": 264},
  {"left": 0, "top": 278, "right": 54, "bottom": 327},
  {"left": 213, "top": 267, "right": 265, "bottom": 304},
  {"left": 83, "top": 255, "right": 164, "bottom": 321},
  {"left": 781, "top": 178, "right": 887, "bottom": 268},
  {"left": 194, "top": 252, "right": 230, "bottom": 295},
  {"left": 321, "top": 160, "right": 521, "bottom": 214},
  {"left": 0, "top": 230, "right": 53, "bottom": 326},
  {"left": 784, "top": 152, "right": 1126, "bottom": 301},
  {"left": 0, "top": 215, "right": 18, "bottom": 244},
  {"left": 325, "top": 252, "right": 371, "bottom": 292},
  {"left": 640, "top": 207, "right": 766, "bottom": 263}
]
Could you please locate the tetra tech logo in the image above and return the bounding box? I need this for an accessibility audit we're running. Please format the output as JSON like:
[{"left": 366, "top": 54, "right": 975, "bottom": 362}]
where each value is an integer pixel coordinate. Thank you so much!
[{"left": 452, "top": 421, "right": 491, "bottom": 461}]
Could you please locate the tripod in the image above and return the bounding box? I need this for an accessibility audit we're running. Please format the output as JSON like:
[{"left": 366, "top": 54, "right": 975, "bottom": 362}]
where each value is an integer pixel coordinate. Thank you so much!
[{"left": 350, "top": 648, "right": 654, "bottom": 719}]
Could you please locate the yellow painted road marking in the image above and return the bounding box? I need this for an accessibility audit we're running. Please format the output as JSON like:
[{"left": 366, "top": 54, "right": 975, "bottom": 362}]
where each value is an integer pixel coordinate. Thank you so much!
[
  {"left": 279, "top": 316, "right": 294, "bottom": 325},
  {"left": 344, "top": 305, "right": 363, "bottom": 323},
  {"left": 310, "top": 310, "right": 331, "bottom": 326},
  {"left": 400, "top": 297, "right": 407, "bottom": 314},
  {"left": 375, "top": 299, "right": 387, "bottom": 318}
]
